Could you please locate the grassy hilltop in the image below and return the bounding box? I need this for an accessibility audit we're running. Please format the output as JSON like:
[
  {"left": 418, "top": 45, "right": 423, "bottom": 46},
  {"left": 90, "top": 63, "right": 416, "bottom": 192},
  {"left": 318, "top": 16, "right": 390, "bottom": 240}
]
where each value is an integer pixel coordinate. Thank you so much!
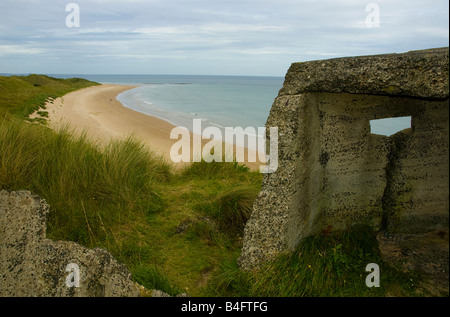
[
  {"left": 0, "top": 75, "right": 436, "bottom": 296},
  {"left": 0, "top": 74, "right": 99, "bottom": 118}
]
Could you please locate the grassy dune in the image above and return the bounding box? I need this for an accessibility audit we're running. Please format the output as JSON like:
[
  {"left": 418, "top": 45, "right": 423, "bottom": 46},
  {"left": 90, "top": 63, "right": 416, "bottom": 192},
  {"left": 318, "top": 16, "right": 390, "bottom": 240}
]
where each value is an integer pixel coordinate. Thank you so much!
[
  {"left": 0, "top": 74, "right": 99, "bottom": 118},
  {"left": 0, "top": 75, "right": 434, "bottom": 296},
  {"left": 0, "top": 116, "right": 261, "bottom": 295}
]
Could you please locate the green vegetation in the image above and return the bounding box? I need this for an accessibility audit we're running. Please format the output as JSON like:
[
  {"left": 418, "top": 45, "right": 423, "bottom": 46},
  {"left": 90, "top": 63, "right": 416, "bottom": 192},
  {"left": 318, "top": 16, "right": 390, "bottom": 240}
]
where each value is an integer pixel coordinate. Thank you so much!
[
  {"left": 209, "top": 225, "right": 421, "bottom": 297},
  {"left": 0, "top": 75, "right": 430, "bottom": 297},
  {"left": 0, "top": 116, "right": 260, "bottom": 296},
  {"left": 0, "top": 74, "right": 99, "bottom": 118}
]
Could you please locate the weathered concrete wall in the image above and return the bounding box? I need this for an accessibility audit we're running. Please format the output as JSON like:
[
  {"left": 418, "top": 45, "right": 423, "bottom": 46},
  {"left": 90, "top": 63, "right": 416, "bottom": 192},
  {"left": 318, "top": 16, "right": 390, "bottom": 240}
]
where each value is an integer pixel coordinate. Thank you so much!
[
  {"left": 239, "top": 48, "right": 449, "bottom": 270},
  {"left": 0, "top": 190, "right": 142, "bottom": 297}
]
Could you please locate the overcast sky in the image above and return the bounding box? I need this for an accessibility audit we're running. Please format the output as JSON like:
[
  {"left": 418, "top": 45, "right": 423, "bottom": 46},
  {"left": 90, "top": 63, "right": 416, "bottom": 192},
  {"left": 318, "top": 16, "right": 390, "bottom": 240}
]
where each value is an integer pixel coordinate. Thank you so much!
[{"left": 0, "top": 0, "right": 448, "bottom": 76}]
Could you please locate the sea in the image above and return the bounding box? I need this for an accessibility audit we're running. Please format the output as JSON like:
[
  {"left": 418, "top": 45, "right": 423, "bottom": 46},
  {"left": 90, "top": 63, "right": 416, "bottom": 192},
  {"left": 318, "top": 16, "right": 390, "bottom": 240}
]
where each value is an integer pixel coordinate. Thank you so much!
[
  {"left": 47, "top": 74, "right": 411, "bottom": 145},
  {"left": 48, "top": 74, "right": 284, "bottom": 151},
  {"left": 51, "top": 74, "right": 282, "bottom": 129}
]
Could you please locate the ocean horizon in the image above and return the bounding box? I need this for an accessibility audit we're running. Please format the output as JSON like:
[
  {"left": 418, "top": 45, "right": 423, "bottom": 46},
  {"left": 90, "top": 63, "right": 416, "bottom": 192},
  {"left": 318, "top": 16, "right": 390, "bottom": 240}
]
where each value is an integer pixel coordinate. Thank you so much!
[
  {"left": 47, "top": 74, "right": 283, "bottom": 130},
  {"left": 47, "top": 74, "right": 284, "bottom": 151},
  {"left": 46, "top": 74, "right": 411, "bottom": 142}
]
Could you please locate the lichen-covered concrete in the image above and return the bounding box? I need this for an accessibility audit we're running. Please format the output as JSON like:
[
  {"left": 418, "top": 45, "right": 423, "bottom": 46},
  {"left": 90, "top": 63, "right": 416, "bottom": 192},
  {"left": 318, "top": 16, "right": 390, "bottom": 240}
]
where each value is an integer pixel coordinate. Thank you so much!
[
  {"left": 0, "top": 190, "right": 141, "bottom": 297},
  {"left": 239, "top": 48, "right": 449, "bottom": 271}
]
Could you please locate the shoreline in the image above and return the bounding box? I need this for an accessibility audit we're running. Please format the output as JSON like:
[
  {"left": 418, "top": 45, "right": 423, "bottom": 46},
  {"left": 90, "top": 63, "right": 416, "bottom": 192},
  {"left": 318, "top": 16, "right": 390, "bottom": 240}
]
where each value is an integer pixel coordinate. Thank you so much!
[{"left": 40, "top": 84, "right": 264, "bottom": 171}]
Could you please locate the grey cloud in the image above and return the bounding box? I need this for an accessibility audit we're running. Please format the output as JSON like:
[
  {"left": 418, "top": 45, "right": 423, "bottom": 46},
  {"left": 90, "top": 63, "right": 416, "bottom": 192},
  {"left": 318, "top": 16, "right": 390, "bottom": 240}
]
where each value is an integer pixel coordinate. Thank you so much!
[{"left": 0, "top": 0, "right": 448, "bottom": 75}]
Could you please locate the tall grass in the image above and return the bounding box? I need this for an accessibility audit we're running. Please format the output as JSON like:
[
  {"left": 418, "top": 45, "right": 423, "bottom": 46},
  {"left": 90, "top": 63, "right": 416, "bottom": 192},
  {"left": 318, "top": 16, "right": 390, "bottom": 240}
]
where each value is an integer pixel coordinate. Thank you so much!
[
  {"left": 209, "top": 225, "right": 420, "bottom": 297},
  {"left": 180, "top": 159, "right": 260, "bottom": 239},
  {"left": 0, "top": 73, "right": 264, "bottom": 295},
  {"left": 0, "top": 75, "right": 267, "bottom": 295},
  {"left": 0, "top": 117, "right": 171, "bottom": 245},
  {"left": 180, "top": 159, "right": 250, "bottom": 180},
  {"left": 212, "top": 186, "right": 258, "bottom": 235},
  {"left": 132, "top": 265, "right": 183, "bottom": 296}
]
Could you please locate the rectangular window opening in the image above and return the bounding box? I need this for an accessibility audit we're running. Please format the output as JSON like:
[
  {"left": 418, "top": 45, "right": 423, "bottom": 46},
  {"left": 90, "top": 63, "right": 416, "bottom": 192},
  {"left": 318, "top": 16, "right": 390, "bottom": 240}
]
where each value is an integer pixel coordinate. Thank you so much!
[{"left": 370, "top": 116, "right": 412, "bottom": 136}]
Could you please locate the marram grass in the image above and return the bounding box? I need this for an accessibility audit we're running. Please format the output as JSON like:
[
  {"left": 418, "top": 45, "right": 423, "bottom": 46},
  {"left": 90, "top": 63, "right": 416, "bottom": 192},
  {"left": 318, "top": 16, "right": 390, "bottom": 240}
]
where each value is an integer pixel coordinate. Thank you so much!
[
  {"left": 207, "top": 225, "right": 422, "bottom": 297},
  {"left": 0, "top": 116, "right": 262, "bottom": 296},
  {"left": 0, "top": 117, "right": 171, "bottom": 244}
]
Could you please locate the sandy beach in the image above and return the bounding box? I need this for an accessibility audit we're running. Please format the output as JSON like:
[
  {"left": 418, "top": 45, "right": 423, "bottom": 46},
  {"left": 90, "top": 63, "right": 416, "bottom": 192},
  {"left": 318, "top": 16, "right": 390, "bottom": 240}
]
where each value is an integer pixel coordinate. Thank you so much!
[{"left": 39, "top": 84, "right": 264, "bottom": 171}]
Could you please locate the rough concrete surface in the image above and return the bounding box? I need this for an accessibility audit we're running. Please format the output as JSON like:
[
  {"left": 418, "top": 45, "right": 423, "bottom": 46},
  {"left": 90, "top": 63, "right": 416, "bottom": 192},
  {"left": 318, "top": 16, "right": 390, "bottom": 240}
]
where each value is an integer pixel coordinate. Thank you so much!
[
  {"left": 239, "top": 48, "right": 449, "bottom": 272},
  {"left": 0, "top": 190, "right": 142, "bottom": 297}
]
